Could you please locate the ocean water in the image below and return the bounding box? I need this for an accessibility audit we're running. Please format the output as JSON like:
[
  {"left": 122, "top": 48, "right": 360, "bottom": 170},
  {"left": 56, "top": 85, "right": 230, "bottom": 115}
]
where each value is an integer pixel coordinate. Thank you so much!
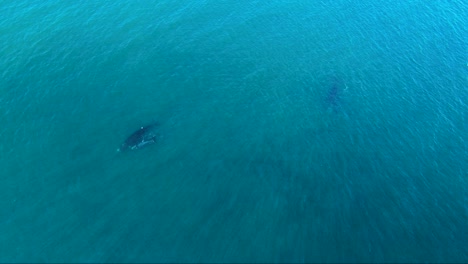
[{"left": 1, "top": 0, "right": 467, "bottom": 262}]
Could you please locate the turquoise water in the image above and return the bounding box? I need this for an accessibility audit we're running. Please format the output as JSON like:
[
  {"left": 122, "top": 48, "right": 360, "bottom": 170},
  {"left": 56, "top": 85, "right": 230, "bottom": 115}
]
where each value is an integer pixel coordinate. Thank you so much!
[{"left": 1, "top": 0, "right": 467, "bottom": 262}]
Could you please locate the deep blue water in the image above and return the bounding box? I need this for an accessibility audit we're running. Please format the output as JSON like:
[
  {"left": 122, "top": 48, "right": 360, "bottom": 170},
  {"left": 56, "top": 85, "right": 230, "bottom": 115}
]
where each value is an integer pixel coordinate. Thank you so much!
[{"left": 1, "top": 0, "right": 467, "bottom": 262}]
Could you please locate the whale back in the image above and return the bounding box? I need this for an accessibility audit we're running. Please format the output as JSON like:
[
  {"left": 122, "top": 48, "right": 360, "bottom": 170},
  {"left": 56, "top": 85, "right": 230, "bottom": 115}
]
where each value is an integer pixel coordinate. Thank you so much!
[{"left": 118, "top": 123, "right": 159, "bottom": 152}]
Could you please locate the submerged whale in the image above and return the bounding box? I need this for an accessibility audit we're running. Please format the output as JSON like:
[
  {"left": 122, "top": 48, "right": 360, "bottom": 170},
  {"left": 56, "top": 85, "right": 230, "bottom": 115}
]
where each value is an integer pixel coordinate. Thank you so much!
[
  {"left": 324, "top": 76, "right": 346, "bottom": 113},
  {"left": 117, "top": 123, "right": 159, "bottom": 152},
  {"left": 325, "top": 78, "right": 340, "bottom": 111}
]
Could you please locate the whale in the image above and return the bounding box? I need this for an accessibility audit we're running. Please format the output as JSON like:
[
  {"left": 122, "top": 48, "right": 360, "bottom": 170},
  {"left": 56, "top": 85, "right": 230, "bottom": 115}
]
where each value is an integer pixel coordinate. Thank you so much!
[
  {"left": 324, "top": 76, "right": 347, "bottom": 114},
  {"left": 117, "top": 123, "right": 159, "bottom": 152},
  {"left": 325, "top": 77, "right": 341, "bottom": 112}
]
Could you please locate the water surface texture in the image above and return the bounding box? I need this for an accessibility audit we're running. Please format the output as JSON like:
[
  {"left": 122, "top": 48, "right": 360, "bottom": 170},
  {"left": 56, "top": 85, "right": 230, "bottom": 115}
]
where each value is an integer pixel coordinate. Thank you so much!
[{"left": 1, "top": 0, "right": 467, "bottom": 262}]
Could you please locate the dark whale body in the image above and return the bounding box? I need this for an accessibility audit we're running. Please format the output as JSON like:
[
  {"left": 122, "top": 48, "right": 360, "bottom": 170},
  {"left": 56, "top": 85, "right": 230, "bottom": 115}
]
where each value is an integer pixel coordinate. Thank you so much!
[
  {"left": 324, "top": 76, "right": 344, "bottom": 113},
  {"left": 118, "top": 123, "right": 159, "bottom": 152}
]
